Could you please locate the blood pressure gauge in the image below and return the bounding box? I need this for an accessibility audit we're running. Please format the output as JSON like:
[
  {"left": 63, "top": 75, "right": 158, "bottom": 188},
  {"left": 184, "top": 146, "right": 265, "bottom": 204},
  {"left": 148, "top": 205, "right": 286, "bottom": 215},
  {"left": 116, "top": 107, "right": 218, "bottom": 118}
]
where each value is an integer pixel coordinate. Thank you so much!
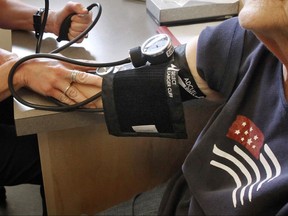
[
  {"left": 141, "top": 34, "right": 174, "bottom": 65},
  {"left": 129, "top": 34, "right": 175, "bottom": 67}
]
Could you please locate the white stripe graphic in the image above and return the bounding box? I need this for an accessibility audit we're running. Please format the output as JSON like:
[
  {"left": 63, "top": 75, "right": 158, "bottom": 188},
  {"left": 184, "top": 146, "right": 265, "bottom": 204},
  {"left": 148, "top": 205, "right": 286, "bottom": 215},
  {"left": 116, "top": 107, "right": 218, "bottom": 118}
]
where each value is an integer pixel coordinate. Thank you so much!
[
  {"left": 211, "top": 143, "right": 282, "bottom": 208},
  {"left": 257, "top": 144, "right": 282, "bottom": 190},
  {"left": 234, "top": 145, "right": 260, "bottom": 201},
  {"left": 264, "top": 144, "right": 281, "bottom": 182},
  {"left": 212, "top": 145, "right": 251, "bottom": 205},
  {"left": 210, "top": 160, "right": 241, "bottom": 208},
  {"left": 257, "top": 153, "right": 272, "bottom": 190}
]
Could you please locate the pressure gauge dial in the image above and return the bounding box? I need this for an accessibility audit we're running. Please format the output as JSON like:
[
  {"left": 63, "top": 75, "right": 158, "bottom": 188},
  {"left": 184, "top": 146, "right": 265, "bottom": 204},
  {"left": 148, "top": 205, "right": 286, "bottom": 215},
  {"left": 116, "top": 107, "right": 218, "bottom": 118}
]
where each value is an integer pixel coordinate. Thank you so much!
[{"left": 141, "top": 34, "right": 174, "bottom": 65}]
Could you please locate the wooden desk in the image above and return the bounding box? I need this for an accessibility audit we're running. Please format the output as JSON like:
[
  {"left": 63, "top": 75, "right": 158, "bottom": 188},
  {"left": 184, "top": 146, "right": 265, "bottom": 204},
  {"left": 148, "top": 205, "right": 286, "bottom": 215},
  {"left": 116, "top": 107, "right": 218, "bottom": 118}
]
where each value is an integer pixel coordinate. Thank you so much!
[{"left": 13, "top": 0, "right": 220, "bottom": 214}]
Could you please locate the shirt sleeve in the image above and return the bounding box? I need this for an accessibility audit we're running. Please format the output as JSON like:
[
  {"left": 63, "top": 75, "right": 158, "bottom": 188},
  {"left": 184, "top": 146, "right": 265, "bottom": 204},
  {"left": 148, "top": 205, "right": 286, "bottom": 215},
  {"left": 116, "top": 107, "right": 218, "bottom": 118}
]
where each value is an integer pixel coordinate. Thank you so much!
[{"left": 196, "top": 17, "right": 246, "bottom": 99}]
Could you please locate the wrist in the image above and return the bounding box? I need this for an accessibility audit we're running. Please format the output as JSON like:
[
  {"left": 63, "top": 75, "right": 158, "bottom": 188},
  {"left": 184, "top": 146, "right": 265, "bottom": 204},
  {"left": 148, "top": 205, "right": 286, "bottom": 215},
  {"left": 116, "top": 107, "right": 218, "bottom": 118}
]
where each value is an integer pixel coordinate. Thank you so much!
[
  {"left": 0, "top": 51, "right": 18, "bottom": 65},
  {"left": 7, "top": 58, "right": 24, "bottom": 90},
  {"left": 43, "top": 10, "right": 57, "bottom": 34}
]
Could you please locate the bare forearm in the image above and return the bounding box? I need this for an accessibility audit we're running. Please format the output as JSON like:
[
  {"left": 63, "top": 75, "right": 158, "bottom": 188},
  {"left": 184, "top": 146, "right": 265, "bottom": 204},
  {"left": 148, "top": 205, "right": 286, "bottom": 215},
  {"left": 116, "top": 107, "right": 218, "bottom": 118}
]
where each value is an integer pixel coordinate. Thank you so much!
[
  {"left": 0, "top": 0, "right": 58, "bottom": 34},
  {"left": 0, "top": 0, "right": 37, "bottom": 31}
]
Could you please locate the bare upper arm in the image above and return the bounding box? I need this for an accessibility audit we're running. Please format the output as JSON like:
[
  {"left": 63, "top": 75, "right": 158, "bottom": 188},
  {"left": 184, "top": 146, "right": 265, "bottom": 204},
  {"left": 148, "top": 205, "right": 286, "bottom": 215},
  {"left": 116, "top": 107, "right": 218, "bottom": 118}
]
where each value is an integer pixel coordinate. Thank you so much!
[{"left": 185, "top": 36, "right": 224, "bottom": 102}]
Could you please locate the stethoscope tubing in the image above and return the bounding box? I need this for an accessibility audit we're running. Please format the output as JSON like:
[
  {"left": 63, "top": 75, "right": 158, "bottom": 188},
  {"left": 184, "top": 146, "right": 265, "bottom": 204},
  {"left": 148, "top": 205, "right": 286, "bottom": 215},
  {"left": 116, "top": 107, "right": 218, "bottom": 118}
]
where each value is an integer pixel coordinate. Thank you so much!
[{"left": 8, "top": 1, "right": 132, "bottom": 112}]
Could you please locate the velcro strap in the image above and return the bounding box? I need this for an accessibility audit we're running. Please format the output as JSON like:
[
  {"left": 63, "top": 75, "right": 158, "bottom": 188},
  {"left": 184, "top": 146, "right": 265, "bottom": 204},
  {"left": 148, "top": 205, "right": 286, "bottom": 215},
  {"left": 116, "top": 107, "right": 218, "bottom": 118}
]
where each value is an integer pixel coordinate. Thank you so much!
[{"left": 102, "top": 63, "right": 187, "bottom": 139}]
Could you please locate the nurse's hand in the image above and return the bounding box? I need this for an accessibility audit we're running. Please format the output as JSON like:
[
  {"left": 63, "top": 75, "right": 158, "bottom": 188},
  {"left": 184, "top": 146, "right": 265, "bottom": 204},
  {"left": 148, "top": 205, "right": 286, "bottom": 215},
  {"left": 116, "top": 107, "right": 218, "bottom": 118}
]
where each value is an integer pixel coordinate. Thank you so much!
[
  {"left": 47, "top": 1, "right": 93, "bottom": 43},
  {"left": 13, "top": 57, "right": 102, "bottom": 108}
]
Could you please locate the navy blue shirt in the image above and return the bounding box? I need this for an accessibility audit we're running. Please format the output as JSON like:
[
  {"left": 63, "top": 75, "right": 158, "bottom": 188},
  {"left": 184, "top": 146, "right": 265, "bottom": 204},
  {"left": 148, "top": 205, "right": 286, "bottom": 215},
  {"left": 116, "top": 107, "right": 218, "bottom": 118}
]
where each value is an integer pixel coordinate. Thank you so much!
[{"left": 182, "top": 17, "right": 288, "bottom": 215}]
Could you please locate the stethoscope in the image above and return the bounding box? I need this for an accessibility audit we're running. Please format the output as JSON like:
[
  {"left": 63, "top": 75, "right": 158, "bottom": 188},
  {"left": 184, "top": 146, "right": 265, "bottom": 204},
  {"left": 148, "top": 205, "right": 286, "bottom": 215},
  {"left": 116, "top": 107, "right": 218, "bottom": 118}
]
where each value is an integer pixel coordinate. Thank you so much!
[{"left": 8, "top": 1, "right": 175, "bottom": 112}]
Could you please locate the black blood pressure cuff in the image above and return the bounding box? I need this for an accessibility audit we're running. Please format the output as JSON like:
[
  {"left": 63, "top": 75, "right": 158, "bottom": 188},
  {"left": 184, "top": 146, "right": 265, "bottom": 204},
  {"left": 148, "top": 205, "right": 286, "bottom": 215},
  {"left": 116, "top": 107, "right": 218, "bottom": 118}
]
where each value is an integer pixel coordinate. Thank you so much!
[
  {"left": 173, "top": 44, "right": 206, "bottom": 101},
  {"left": 102, "top": 63, "right": 187, "bottom": 139}
]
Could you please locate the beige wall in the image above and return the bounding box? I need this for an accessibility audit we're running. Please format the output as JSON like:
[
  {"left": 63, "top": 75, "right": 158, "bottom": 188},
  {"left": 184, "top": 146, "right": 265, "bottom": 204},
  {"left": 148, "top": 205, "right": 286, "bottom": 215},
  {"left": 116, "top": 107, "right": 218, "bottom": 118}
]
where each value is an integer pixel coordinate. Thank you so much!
[
  {"left": 0, "top": 29, "right": 12, "bottom": 51},
  {"left": 239, "top": 0, "right": 243, "bottom": 11}
]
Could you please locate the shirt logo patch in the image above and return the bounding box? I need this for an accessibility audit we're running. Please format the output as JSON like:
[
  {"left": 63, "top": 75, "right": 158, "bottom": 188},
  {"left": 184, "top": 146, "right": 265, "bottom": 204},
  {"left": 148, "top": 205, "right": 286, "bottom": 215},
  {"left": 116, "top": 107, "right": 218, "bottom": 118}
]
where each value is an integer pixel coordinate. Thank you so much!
[{"left": 210, "top": 115, "right": 281, "bottom": 208}]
